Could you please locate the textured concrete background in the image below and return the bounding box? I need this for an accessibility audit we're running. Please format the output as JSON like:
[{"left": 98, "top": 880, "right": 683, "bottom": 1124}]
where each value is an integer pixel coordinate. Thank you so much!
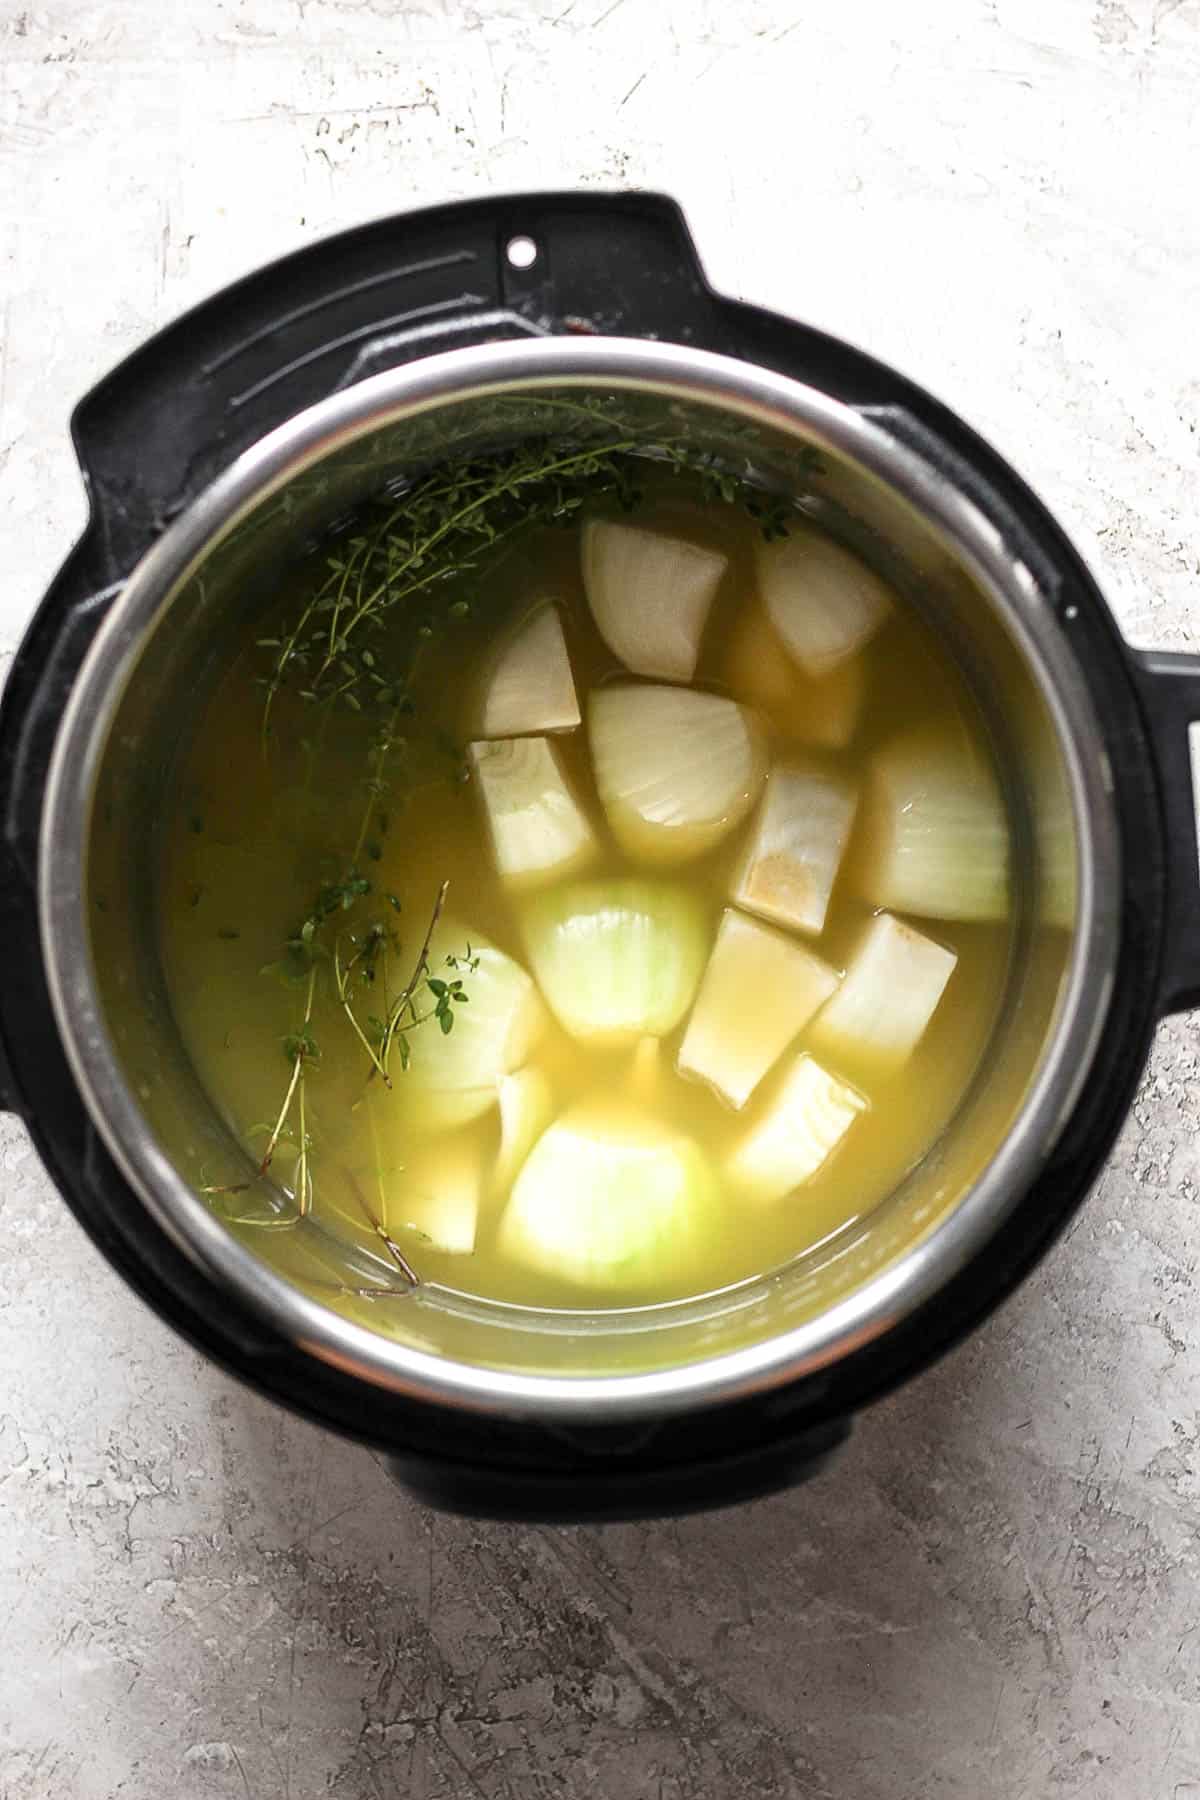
[{"left": 3, "top": 2, "right": 1200, "bottom": 1795}]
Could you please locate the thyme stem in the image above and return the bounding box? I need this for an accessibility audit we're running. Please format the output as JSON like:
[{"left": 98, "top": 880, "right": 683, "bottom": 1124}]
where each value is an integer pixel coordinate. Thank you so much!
[
  {"left": 347, "top": 1167, "right": 420, "bottom": 1288},
  {"left": 308, "top": 442, "right": 635, "bottom": 692},
  {"left": 258, "top": 966, "right": 317, "bottom": 1178},
  {"left": 374, "top": 880, "right": 449, "bottom": 1084},
  {"left": 334, "top": 933, "right": 390, "bottom": 1083}
]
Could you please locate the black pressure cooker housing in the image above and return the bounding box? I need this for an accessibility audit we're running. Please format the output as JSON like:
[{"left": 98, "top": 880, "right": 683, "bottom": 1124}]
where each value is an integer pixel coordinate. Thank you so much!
[{"left": 3, "top": 192, "right": 1197, "bottom": 1519}]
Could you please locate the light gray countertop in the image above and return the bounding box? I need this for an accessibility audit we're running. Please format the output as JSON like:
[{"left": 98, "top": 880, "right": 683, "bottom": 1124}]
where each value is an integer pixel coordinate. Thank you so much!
[{"left": 2, "top": 2, "right": 1199, "bottom": 1795}]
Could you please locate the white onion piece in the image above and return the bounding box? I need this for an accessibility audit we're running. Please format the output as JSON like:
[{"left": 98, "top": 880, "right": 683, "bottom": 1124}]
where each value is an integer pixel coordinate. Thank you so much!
[
  {"left": 475, "top": 602, "right": 580, "bottom": 738},
  {"left": 521, "top": 877, "right": 708, "bottom": 1047},
  {"left": 499, "top": 1105, "right": 720, "bottom": 1290},
  {"left": 678, "top": 908, "right": 840, "bottom": 1109},
  {"left": 723, "top": 601, "right": 864, "bottom": 749},
  {"left": 809, "top": 912, "right": 957, "bottom": 1074},
  {"left": 726, "top": 1053, "right": 866, "bottom": 1205},
  {"left": 589, "top": 683, "right": 766, "bottom": 866},
  {"left": 494, "top": 1066, "right": 554, "bottom": 1194},
  {"left": 582, "top": 519, "right": 726, "bottom": 682},
  {"left": 857, "top": 730, "right": 1010, "bottom": 921},
  {"left": 758, "top": 526, "right": 893, "bottom": 676},
  {"left": 468, "top": 736, "right": 597, "bottom": 889},
  {"left": 732, "top": 761, "right": 859, "bottom": 937},
  {"left": 396, "top": 920, "right": 546, "bottom": 1122}
]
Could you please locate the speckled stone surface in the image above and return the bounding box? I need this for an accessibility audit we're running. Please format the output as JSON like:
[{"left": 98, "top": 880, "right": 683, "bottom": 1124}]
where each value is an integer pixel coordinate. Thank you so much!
[{"left": 3, "top": 2, "right": 1200, "bottom": 1795}]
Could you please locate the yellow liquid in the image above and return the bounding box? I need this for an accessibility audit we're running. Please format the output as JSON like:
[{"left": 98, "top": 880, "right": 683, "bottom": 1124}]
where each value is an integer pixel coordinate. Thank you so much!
[{"left": 159, "top": 485, "right": 1013, "bottom": 1311}]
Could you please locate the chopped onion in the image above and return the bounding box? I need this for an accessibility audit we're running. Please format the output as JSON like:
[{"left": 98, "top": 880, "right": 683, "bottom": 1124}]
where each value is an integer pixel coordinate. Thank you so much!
[
  {"left": 474, "top": 601, "right": 581, "bottom": 738},
  {"left": 809, "top": 911, "right": 957, "bottom": 1073},
  {"left": 521, "top": 877, "right": 709, "bottom": 1046},
  {"left": 732, "top": 761, "right": 859, "bottom": 937},
  {"left": 499, "top": 1104, "right": 721, "bottom": 1290},
  {"left": 856, "top": 729, "right": 1010, "bottom": 921},
  {"left": 723, "top": 601, "right": 864, "bottom": 749},
  {"left": 758, "top": 525, "right": 893, "bottom": 676},
  {"left": 582, "top": 519, "right": 727, "bottom": 682},
  {"left": 589, "top": 683, "right": 766, "bottom": 865},
  {"left": 397, "top": 919, "right": 546, "bottom": 1123},
  {"left": 468, "top": 736, "right": 597, "bottom": 888},
  {"left": 726, "top": 1053, "right": 866, "bottom": 1205},
  {"left": 494, "top": 1066, "right": 554, "bottom": 1194},
  {"left": 383, "top": 1139, "right": 480, "bottom": 1254},
  {"left": 678, "top": 907, "right": 839, "bottom": 1109}
]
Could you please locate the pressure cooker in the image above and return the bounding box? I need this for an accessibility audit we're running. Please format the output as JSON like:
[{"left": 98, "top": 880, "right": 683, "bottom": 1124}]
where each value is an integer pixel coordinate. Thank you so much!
[{"left": 4, "top": 191, "right": 1197, "bottom": 1519}]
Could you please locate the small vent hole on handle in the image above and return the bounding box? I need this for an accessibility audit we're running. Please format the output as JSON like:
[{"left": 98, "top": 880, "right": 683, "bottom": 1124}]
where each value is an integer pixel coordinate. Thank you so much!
[{"left": 506, "top": 234, "right": 539, "bottom": 271}]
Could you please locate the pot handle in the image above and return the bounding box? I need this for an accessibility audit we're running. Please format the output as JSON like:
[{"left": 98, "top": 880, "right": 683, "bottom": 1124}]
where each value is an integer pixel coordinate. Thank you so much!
[
  {"left": 68, "top": 191, "right": 718, "bottom": 585},
  {"left": 1134, "top": 648, "right": 1200, "bottom": 1015},
  {"left": 0, "top": 542, "right": 123, "bottom": 1114}
]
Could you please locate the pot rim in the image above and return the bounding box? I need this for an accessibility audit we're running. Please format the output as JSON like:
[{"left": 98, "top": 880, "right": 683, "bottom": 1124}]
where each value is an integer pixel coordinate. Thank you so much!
[{"left": 38, "top": 335, "right": 1119, "bottom": 1420}]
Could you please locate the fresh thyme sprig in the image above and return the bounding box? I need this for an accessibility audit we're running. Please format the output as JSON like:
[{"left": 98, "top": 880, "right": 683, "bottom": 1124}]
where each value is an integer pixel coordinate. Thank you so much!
[
  {"left": 329, "top": 878, "right": 450, "bottom": 1088},
  {"left": 334, "top": 924, "right": 393, "bottom": 1083},
  {"left": 371, "top": 878, "right": 448, "bottom": 1084},
  {"left": 347, "top": 1168, "right": 420, "bottom": 1290},
  {"left": 259, "top": 438, "right": 645, "bottom": 739},
  {"left": 260, "top": 432, "right": 799, "bottom": 744},
  {"left": 257, "top": 965, "right": 318, "bottom": 1212}
]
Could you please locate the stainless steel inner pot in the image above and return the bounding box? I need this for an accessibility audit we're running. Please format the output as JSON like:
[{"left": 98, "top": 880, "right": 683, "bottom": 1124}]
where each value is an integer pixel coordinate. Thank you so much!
[{"left": 38, "top": 336, "right": 1120, "bottom": 1419}]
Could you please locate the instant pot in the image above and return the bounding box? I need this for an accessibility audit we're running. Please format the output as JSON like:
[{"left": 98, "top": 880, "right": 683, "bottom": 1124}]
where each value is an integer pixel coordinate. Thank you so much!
[{"left": 4, "top": 191, "right": 1198, "bottom": 1520}]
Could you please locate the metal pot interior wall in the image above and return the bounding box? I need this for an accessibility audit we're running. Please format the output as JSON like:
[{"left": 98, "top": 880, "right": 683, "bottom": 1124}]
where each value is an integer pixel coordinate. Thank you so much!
[{"left": 83, "top": 374, "right": 1085, "bottom": 1382}]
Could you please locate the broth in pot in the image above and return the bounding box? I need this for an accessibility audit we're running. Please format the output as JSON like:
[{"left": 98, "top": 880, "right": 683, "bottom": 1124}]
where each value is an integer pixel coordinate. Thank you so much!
[{"left": 158, "top": 451, "right": 1014, "bottom": 1316}]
